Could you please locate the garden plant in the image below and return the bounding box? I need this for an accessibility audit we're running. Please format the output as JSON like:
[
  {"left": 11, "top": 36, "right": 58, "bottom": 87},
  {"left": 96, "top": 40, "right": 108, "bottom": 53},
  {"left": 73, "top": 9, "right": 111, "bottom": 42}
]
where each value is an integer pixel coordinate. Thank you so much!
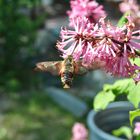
[
  {"left": 1, "top": 0, "right": 140, "bottom": 139},
  {"left": 41, "top": 0, "right": 140, "bottom": 139}
]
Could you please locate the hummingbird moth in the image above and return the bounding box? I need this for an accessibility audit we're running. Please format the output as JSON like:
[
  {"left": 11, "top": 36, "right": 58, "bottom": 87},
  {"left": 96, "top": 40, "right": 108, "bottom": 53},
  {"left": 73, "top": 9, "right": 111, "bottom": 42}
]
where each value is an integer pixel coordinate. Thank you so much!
[{"left": 35, "top": 55, "right": 103, "bottom": 88}]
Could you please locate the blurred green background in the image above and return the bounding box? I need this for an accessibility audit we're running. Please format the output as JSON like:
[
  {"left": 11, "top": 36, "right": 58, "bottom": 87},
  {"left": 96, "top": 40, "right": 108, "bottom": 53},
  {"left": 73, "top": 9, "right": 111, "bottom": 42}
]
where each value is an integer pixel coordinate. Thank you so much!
[{"left": 0, "top": 0, "right": 123, "bottom": 140}]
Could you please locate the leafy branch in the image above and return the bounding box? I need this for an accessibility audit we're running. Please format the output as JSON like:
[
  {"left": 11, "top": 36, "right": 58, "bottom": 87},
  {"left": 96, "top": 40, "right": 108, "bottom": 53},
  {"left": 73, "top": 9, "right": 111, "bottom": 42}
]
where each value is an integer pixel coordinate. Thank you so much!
[{"left": 93, "top": 78, "right": 140, "bottom": 125}]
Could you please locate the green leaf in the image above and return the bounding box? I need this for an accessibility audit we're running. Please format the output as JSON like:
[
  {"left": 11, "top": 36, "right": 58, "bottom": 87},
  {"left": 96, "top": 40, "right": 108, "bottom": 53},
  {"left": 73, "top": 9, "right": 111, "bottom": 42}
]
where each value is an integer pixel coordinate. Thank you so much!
[
  {"left": 136, "top": 135, "right": 140, "bottom": 140},
  {"left": 94, "top": 91, "right": 115, "bottom": 110},
  {"left": 127, "top": 83, "right": 140, "bottom": 108},
  {"left": 103, "top": 84, "right": 113, "bottom": 91},
  {"left": 129, "top": 109, "right": 140, "bottom": 126},
  {"left": 130, "top": 58, "right": 140, "bottom": 67},
  {"left": 117, "top": 12, "right": 130, "bottom": 27},
  {"left": 111, "top": 79, "right": 133, "bottom": 95},
  {"left": 112, "top": 126, "right": 132, "bottom": 139}
]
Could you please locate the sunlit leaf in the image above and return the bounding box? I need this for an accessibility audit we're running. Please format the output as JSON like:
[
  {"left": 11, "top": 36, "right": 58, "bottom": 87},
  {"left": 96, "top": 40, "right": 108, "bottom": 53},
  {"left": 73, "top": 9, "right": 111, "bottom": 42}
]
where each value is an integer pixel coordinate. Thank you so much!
[
  {"left": 112, "top": 126, "right": 132, "bottom": 139},
  {"left": 111, "top": 79, "right": 133, "bottom": 95},
  {"left": 117, "top": 12, "right": 130, "bottom": 27},
  {"left": 94, "top": 91, "right": 115, "bottom": 110},
  {"left": 103, "top": 79, "right": 133, "bottom": 95},
  {"left": 103, "top": 84, "right": 113, "bottom": 91},
  {"left": 127, "top": 83, "right": 140, "bottom": 108},
  {"left": 130, "top": 58, "right": 140, "bottom": 67},
  {"left": 129, "top": 109, "right": 140, "bottom": 126}
]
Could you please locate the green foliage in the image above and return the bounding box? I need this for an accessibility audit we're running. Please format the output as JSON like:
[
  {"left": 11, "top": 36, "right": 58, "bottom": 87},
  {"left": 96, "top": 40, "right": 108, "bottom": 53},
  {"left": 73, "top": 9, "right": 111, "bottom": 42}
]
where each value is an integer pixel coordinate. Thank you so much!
[
  {"left": 0, "top": 0, "right": 46, "bottom": 91},
  {"left": 117, "top": 12, "right": 130, "bottom": 27},
  {"left": 112, "top": 126, "right": 132, "bottom": 140},
  {"left": 0, "top": 92, "right": 78, "bottom": 140},
  {"left": 103, "top": 79, "right": 133, "bottom": 95},
  {"left": 0, "top": 128, "right": 7, "bottom": 139},
  {"left": 136, "top": 135, "right": 140, "bottom": 140},
  {"left": 94, "top": 78, "right": 140, "bottom": 127},
  {"left": 128, "top": 84, "right": 140, "bottom": 108},
  {"left": 130, "top": 58, "right": 140, "bottom": 67},
  {"left": 129, "top": 109, "right": 140, "bottom": 126},
  {"left": 94, "top": 90, "right": 115, "bottom": 110},
  {"left": 19, "top": 0, "right": 41, "bottom": 8},
  {"left": 94, "top": 78, "right": 140, "bottom": 110},
  {"left": 6, "top": 78, "right": 21, "bottom": 92}
]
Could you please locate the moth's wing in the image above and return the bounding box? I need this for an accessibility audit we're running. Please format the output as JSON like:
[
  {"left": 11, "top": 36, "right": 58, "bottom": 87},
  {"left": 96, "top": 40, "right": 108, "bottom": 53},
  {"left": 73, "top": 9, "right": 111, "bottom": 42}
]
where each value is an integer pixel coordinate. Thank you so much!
[
  {"left": 35, "top": 61, "right": 62, "bottom": 75},
  {"left": 74, "top": 60, "right": 105, "bottom": 75},
  {"left": 74, "top": 61, "right": 88, "bottom": 75}
]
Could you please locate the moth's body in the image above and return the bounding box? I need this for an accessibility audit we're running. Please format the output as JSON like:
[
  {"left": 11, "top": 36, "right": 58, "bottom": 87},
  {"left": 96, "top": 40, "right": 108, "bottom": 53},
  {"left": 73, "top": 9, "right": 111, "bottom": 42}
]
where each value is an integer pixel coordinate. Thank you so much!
[
  {"left": 35, "top": 55, "right": 104, "bottom": 88},
  {"left": 60, "top": 56, "right": 75, "bottom": 88}
]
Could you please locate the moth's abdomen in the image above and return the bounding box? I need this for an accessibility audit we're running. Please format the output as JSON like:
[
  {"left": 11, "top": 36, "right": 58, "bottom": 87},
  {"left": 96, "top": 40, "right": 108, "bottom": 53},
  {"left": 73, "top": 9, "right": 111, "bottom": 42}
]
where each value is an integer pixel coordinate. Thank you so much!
[{"left": 61, "top": 72, "right": 73, "bottom": 88}]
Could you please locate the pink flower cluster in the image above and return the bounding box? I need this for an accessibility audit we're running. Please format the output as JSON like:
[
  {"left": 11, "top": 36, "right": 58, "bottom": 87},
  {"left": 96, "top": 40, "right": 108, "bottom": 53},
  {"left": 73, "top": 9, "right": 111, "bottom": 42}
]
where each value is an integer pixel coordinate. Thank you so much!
[
  {"left": 57, "top": 16, "right": 140, "bottom": 82},
  {"left": 134, "top": 122, "right": 140, "bottom": 135},
  {"left": 119, "top": 0, "right": 139, "bottom": 14},
  {"left": 67, "top": 0, "right": 106, "bottom": 26},
  {"left": 119, "top": 0, "right": 140, "bottom": 29},
  {"left": 71, "top": 122, "right": 88, "bottom": 140}
]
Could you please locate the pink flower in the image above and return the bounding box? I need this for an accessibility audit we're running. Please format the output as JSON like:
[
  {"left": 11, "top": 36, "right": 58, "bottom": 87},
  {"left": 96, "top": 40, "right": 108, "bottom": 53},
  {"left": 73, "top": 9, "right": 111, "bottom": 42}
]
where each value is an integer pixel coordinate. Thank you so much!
[
  {"left": 57, "top": 17, "right": 97, "bottom": 64},
  {"left": 93, "top": 40, "right": 136, "bottom": 77},
  {"left": 119, "top": 0, "right": 140, "bottom": 29},
  {"left": 71, "top": 122, "right": 88, "bottom": 140},
  {"left": 67, "top": 0, "right": 106, "bottom": 26},
  {"left": 134, "top": 73, "right": 140, "bottom": 84},
  {"left": 119, "top": 0, "right": 139, "bottom": 14},
  {"left": 103, "top": 52, "right": 136, "bottom": 77},
  {"left": 134, "top": 122, "right": 140, "bottom": 135},
  {"left": 92, "top": 17, "right": 140, "bottom": 77},
  {"left": 57, "top": 16, "right": 140, "bottom": 82}
]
